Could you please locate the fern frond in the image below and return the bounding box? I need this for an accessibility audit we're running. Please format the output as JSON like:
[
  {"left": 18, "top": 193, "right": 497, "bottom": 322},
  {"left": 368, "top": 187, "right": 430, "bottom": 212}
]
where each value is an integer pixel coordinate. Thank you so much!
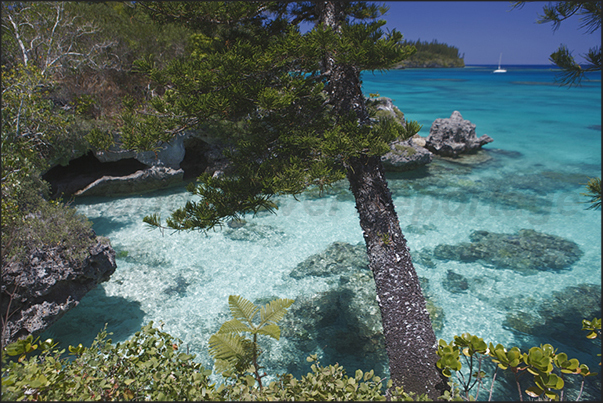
[
  {"left": 208, "top": 332, "right": 246, "bottom": 361},
  {"left": 256, "top": 323, "right": 281, "bottom": 340},
  {"left": 259, "top": 298, "right": 295, "bottom": 327},
  {"left": 218, "top": 318, "right": 251, "bottom": 334},
  {"left": 228, "top": 295, "right": 259, "bottom": 326},
  {"left": 213, "top": 358, "right": 234, "bottom": 375}
]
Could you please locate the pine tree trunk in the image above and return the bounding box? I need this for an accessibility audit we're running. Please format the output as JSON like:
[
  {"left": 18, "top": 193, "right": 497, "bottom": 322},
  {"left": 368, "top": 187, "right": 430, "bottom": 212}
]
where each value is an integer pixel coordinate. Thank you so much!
[
  {"left": 315, "top": 1, "right": 448, "bottom": 398},
  {"left": 345, "top": 155, "right": 447, "bottom": 399}
]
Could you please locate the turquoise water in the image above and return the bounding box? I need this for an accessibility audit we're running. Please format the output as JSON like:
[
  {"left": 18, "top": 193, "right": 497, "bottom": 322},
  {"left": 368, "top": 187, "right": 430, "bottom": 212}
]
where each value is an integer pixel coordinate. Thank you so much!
[{"left": 43, "top": 65, "right": 601, "bottom": 399}]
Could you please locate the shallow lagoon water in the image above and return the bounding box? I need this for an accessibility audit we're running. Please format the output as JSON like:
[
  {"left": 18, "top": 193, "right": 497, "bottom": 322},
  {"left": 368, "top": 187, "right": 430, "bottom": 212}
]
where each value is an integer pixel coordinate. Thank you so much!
[{"left": 43, "top": 65, "right": 601, "bottom": 399}]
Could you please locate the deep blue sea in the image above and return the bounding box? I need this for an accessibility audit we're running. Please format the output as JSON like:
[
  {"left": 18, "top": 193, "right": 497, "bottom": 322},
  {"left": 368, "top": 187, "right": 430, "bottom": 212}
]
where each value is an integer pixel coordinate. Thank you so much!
[{"left": 43, "top": 65, "right": 601, "bottom": 400}]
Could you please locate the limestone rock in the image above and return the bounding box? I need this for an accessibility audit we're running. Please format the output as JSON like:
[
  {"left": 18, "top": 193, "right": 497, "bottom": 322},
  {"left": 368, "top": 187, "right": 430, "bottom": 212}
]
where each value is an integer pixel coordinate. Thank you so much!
[
  {"left": 382, "top": 137, "right": 433, "bottom": 171},
  {"left": 426, "top": 111, "right": 493, "bottom": 157},
  {"left": 1, "top": 237, "right": 116, "bottom": 347},
  {"left": 366, "top": 96, "right": 405, "bottom": 124}
]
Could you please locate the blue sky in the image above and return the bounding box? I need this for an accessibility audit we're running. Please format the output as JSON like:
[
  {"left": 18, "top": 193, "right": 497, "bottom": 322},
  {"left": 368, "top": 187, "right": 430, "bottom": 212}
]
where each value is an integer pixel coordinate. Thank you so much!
[{"left": 379, "top": 1, "right": 601, "bottom": 65}]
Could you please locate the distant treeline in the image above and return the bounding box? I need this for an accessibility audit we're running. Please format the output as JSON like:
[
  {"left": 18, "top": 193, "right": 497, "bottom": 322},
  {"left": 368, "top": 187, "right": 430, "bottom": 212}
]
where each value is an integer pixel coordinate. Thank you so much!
[{"left": 395, "top": 39, "right": 465, "bottom": 68}]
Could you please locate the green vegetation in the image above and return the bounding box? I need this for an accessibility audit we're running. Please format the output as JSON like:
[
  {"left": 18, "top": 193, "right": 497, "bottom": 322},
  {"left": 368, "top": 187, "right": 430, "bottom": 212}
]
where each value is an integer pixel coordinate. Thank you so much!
[
  {"left": 1, "top": 63, "right": 94, "bottom": 264},
  {"left": 124, "top": 2, "right": 443, "bottom": 397},
  {"left": 208, "top": 295, "right": 294, "bottom": 388},
  {"left": 582, "top": 177, "right": 601, "bottom": 210},
  {"left": 1, "top": 1, "right": 192, "bottom": 262},
  {"left": 395, "top": 39, "right": 465, "bottom": 68},
  {"left": 436, "top": 323, "right": 600, "bottom": 401},
  {"left": 2, "top": 294, "right": 600, "bottom": 401},
  {"left": 1, "top": 2, "right": 600, "bottom": 401}
]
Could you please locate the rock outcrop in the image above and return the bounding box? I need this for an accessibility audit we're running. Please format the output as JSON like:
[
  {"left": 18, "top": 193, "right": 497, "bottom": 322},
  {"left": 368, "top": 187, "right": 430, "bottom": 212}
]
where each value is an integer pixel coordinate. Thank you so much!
[
  {"left": 1, "top": 237, "right": 116, "bottom": 347},
  {"left": 43, "top": 131, "right": 228, "bottom": 198},
  {"left": 43, "top": 103, "right": 496, "bottom": 196},
  {"left": 425, "top": 111, "right": 493, "bottom": 157},
  {"left": 381, "top": 135, "right": 433, "bottom": 171}
]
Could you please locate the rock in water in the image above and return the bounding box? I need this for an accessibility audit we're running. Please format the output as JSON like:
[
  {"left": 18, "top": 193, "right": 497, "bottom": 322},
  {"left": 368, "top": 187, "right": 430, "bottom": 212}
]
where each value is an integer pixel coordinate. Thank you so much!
[
  {"left": 1, "top": 237, "right": 116, "bottom": 347},
  {"left": 280, "top": 242, "right": 444, "bottom": 376},
  {"left": 381, "top": 137, "right": 433, "bottom": 172},
  {"left": 433, "top": 229, "right": 582, "bottom": 274},
  {"left": 426, "top": 111, "right": 493, "bottom": 157}
]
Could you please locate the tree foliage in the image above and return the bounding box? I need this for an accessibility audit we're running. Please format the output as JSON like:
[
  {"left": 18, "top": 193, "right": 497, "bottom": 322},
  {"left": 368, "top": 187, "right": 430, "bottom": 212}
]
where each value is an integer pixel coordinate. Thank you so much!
[
  {"left": 2, "top": 305, "right": 599, "bottom": 401},
  {"left": 436, "top": 321, "right": 600, "bottom": 401},
  {"left": 397, "top": 39, "right": 465, "bottom": 68},
  {"left": 512, "top": 1, "right": 601, "bottom": 86},
  {"left": 126, "top": 1, "right": 415, "bottom": 232},
  {"left": 208, "top": 295, "right": 294, "bottom": 389},
  {"left": 0, "top": 64, "right": 90, "bottom": 262}
]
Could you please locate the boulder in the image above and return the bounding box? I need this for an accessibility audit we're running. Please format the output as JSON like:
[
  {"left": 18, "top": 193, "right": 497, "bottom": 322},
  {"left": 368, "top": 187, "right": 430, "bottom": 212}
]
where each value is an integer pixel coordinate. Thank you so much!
[
  {"left": 366, "top": 97, "right": 405, "bottom": 124},
  {"left": 426, "top": 111, "right": 493, "bottom": 157},
  {"left": 433, "top": 229, "right": 583, "bottom": 275},
  {"left": 381, "top": 136, "right": 433, "bottom": 171},
  {"left": 1, "top": 237, "right": 116, "bottom": 347}
]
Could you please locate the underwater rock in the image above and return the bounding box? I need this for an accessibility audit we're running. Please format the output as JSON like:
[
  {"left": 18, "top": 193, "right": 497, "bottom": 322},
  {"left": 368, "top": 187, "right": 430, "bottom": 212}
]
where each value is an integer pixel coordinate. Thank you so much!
[
  {"left": 163, "top": 275, "right": 191, "bottom": 297},
  {"left": 289, "top": 242, "right": 369, "bottom": 279},
  {"left": 433, "top": 229, "right": 583, "bottom": 274},
  {"left": 503, "top": 283, "right": 601, "bottom": 351},
  {"left": 437, "top": 149, "right": 492, "bottom": 165},
  {"left": 227, "top": 218, "right": 247, "bottom": 229},
  {"left": 388, "top": 162, "right": 590, "bottom": 215},
  {"left": 280, "top": 242, "right": 444, "bottom": 376},
  {"left": 222, "top": 222, "right": 287, "bottom": 245},
  {"left": 425, "top": 111, "right": 493, "bottom": 157},
  {"left": 404, "top": 223, "right": 437, "bottom": 235},
  {"left": 1, "top": 237, "right": 116, "bottom": 347},
  {"left": 443, "top": 270, "right": 469, "bottom": 293}
]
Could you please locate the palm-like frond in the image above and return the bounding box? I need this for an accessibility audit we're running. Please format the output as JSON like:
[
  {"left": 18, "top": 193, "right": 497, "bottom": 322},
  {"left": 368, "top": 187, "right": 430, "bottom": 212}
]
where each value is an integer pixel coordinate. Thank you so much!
[
  {"left": 228, "top": 295, "right": 259, "bottom": 326},
  {"left": 259, "top": 298, "right": 295, "bottom": 326},
  {"left": 256, "top": 323, "right": 281, "bottom": 340},
  {"left": 217, "top": 318, "right": 251, "bottom": 334},
  {"left": 208, "top": 332, "right": 246, "bottom": 361}
]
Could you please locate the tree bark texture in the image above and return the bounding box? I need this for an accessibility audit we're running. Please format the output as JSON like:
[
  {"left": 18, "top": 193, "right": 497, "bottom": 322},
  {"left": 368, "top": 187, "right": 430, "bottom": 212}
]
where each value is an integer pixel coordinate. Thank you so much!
[
  {"left": 345, "top": 155, "right": 447, "bottom": 399},
  {"left": 316, "top": 1, "right": 448, "bottom": 398}
]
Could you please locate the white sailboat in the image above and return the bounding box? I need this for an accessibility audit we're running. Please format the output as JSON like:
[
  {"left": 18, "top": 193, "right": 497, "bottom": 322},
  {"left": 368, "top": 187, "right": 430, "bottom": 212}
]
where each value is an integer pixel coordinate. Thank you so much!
[{"left": 493, "top": 53, "right": 507, "bottom": 73}]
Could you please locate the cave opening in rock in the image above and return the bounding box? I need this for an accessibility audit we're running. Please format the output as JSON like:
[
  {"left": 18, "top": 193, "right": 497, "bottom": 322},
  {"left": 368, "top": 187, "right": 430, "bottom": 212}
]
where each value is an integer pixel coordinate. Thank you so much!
[
  {"left": 181, "top": 137, "right": 211, "bottom": 180},
  {"left": 42, "top": 151, "right": 149, "bottom": 198}
]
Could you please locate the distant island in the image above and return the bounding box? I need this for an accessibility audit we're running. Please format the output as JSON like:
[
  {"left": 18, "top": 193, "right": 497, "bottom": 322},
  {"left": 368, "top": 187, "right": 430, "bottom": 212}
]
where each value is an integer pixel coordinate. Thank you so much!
[{"left": 394, "top": 39, "right": 465, "bottom": 68}]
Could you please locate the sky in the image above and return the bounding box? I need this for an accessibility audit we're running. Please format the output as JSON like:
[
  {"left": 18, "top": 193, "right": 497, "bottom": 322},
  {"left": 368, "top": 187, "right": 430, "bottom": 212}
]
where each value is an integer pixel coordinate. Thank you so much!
[{"left": 379, "top": 1, "right": 601, "bottom": 65}]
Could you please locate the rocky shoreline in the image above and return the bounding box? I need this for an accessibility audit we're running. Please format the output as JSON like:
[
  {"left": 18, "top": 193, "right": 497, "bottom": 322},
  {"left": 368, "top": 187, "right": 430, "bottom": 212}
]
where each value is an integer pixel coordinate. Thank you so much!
[
  {"left": 1, "top": 236, "right": 116, "bottom": 347},
  {"left": 8, "top": 101, "right": 492, "bottom": 346},
  {"left": 42, "top": 101, "right": 493, "bottom": 199}
]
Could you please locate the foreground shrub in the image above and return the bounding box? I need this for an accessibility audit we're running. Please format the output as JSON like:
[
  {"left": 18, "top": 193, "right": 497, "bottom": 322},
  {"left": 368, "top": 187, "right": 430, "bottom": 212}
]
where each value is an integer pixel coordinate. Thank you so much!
[{"left": 1, "top": 322, "right": 432, "bottom": 401}]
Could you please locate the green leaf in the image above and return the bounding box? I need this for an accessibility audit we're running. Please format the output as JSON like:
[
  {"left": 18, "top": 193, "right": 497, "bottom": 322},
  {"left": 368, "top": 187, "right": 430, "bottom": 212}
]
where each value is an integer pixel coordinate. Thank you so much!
[
  {"left": 259, "top": 298, "right": 295, "bottom": 326},
  {"left": 217, "top": 318, "right": 251, "bottom": 334},
  {"left": 208, "top": 333, "right": 246, "bottom": 362},
  {"left": 256, "top": 323, "right": 281, "bottom": 340},
  {"left": 228, "top": 295, "right": 259, "bottom": 326},
  {"left": 525, "top": 386, "right": 544, "bottom": 398}
]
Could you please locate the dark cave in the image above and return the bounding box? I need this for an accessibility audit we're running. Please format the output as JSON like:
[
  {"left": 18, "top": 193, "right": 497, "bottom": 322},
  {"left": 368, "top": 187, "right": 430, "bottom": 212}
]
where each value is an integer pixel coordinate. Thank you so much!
[{"left": 42, "top": 151, "right": 149, "bottom": 198}]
